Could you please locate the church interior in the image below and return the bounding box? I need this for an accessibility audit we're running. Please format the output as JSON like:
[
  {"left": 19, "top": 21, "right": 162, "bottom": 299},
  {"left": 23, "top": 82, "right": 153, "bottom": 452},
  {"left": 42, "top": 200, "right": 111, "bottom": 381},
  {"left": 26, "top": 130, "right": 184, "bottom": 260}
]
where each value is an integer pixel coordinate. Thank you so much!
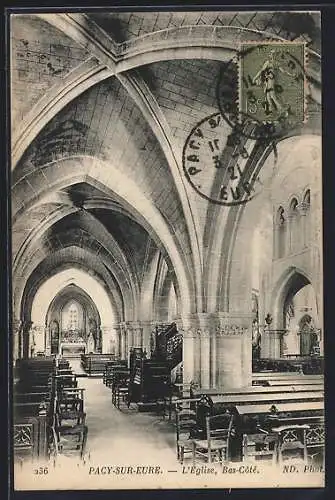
[{"left": 11, "top": 11, "right": 324, "bottom": 475}]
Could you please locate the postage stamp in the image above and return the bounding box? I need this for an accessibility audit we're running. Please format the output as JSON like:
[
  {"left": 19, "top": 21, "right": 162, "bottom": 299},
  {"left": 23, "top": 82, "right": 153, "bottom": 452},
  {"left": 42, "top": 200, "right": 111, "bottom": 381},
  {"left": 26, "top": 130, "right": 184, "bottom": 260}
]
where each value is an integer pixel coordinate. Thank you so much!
[{"left": 239, "top": 42, "right": 306, "bottom": 125}]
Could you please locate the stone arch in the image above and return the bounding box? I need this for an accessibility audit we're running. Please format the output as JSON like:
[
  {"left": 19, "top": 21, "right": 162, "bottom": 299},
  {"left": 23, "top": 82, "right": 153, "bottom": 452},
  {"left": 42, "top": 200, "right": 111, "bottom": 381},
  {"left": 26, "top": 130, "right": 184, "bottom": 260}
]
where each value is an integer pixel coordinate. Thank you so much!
[
  {"left": 30, "top": 268, "right": 118, "bottom": 354},
  {"left": 45, "top": 284, "right": 102, "bottom": 355},
  {"left": 153, "top": 256, "right": 178, "bottom": 323},
  {"left": 13, "top": 156, "right": 193, "bottom": 316},
  {"left": 12, "top": 20, "right": 320, "bottom": 170},
  {"left": 18, "top": 247, "right": 124, "bottom": 327},
  {"left": 271, "top": 266, "right": 312, "bottom": 329},
  {"left": 209, "top": 134, "right": 321, "bottom": 315},
  {"left": 45, "top": 284, "right": 101, "bottom": 332}
]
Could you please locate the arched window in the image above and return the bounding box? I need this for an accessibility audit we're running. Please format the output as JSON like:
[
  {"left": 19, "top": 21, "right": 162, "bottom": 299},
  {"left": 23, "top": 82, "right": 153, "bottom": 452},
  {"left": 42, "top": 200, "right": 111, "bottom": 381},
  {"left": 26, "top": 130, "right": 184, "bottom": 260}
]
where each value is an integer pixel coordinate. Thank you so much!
[
  {"left": 68, "top": 302, "right": 79, "bottom": 331},
  {"left": 302, "top": 189, "right": 311, "bottom": 247},
  {"left": 275, "top": 206, "right": 286, "bottom": 259},
  {"left": 289, "top": 198, "right": 300, "bottom": 254}
]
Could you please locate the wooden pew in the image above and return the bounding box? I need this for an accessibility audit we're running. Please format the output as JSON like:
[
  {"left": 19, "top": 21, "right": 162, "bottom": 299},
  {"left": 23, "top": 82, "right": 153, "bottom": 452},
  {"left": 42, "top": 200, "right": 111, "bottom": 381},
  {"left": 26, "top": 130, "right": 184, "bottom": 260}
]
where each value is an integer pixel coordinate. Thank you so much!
[
  {"left": 128, "top": 359, "right": 171, "bottom": 409},
  {"left": 254, "top": 357, "right": 324, "bottom": 375},
  {"left": 198, "top": 392, "right": 323, "bottom": 409},
  {"left": 14, "top": 393, "right": 50, "bottom": 405},
  {"left": 253, "top": 372, "right": 321, "bottom": 379},
  {"left": 14, "top": 403, "right": 50, "bottom": 462},
  {"left": 194, "top": 393, "right": 324, "bottom": 461},
  {"left": 192, "top": 384, "right": 323, "bottom": 397},
  {"left": 81, "top": 354, "right": 117, "bottom": 376},
  {"left": 14, "top": 358, "right": 57, "bottom": 462},
  {"left": 252, "top": 372, "right": 323, "bottom": 386},
  {"left": 103, "top": 360, "right": 127, "bottom": 386},
  {"left": 265, "top": 379, "right": 323, "bottom": 386}
]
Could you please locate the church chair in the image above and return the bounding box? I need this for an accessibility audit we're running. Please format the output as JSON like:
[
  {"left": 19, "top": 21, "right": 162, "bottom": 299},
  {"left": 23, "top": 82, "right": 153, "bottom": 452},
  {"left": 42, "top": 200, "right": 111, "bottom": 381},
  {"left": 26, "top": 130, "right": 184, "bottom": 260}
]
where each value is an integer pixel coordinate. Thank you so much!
[
  {"left": 50, "top": 418, "right": 88, "bottom": 462},
  {"left": 272, "top": 424, "right": 310, "bottom": 464},
  {"left": 175, "top": 398, "right": 199, "bottom": 463},
  {"left": 61, "top": 387, "right": 85, "bottom": 402},
  {"left": 52, "top": 408, "right": 88, "bottom": 460},
  {"left": 115, "top": 377, "right": 130, "bottom": 409},
  {"left": 57, "top": 397, "right": 85, "bottom": 426},
  {"left": 242, "top": 431, "right": 279, "bottom": 464},
  {"left": 163, "top": 382, "right": 198, "bottom": 420},
  {"left": 192, "top": 412, "right": 234, "bottom": 465}
]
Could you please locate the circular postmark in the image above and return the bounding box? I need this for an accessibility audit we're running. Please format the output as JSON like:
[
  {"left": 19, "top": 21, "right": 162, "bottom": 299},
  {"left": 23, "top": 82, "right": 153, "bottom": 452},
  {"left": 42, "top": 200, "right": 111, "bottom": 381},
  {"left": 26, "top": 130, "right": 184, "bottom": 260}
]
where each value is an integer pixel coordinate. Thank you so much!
[
  {"left": 182, "top": 112, "right": 277, "bottom": 206},
  {"left": 216, "top": 42, "right": 307, "bottom": 141}
]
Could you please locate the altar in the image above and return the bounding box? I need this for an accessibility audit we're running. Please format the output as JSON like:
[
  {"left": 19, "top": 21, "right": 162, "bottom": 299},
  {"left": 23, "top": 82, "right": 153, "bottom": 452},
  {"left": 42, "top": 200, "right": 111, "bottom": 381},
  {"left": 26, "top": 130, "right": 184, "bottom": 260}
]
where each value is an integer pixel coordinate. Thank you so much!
[
  {"left": 60, "top": 342, "right": 86, "bottom": 357},
  {"left": 59, "top": 329, "right": 87, "bottom": 357}
]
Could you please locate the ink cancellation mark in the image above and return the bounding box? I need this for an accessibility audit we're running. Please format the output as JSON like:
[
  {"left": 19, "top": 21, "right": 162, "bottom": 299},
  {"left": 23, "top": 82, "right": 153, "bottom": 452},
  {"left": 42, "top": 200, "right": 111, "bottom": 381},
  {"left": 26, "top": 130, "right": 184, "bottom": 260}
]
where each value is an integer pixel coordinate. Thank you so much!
[{"left": 182, "top": 112, "right": 277, "bottom": 206}]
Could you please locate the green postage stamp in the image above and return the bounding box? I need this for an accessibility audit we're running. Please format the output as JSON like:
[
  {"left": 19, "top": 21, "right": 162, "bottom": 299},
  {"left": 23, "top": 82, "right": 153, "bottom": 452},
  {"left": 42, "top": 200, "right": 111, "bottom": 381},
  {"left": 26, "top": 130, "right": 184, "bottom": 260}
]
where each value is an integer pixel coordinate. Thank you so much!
[{"left": 239, "top": 42, "right": 306, "bottom": 124}]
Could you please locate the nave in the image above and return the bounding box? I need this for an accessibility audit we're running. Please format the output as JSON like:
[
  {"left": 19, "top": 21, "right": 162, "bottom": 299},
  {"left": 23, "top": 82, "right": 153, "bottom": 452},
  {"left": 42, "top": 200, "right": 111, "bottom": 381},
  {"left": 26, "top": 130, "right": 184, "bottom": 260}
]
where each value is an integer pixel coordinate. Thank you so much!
[
  {"left": 79, "top": 376, "right": 176, "bottom": 464},
  {"left": 11, "top": 11, "right": 323, "bottom": 490}
]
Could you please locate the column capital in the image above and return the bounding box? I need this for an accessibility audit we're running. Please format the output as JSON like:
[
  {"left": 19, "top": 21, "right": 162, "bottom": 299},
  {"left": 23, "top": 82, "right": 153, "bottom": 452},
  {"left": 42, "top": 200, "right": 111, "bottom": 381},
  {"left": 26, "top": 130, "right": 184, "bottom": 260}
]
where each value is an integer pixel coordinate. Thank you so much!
[
  {"left": 12, "top": 319, "right": 23, "bottom": 333},
  {"left": 121, "top": 320, "right": 143, "bottom": 330},
  {"left": 215, "top": 325, "right": 248, "bottom": 336},
  {"left": 178, "top": 326, "right": 201, "bottom": 339},
  {"left": 298, "top": 202, "right": 310, "bottom": 215}
]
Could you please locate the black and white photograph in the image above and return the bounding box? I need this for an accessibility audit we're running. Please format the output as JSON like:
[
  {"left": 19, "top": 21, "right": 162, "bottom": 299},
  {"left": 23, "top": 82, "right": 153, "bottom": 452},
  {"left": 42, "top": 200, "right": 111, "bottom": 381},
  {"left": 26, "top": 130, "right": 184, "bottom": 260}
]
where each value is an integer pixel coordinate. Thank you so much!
[{"left": 10, "top": 9, "right": 324, "bottom": 490}]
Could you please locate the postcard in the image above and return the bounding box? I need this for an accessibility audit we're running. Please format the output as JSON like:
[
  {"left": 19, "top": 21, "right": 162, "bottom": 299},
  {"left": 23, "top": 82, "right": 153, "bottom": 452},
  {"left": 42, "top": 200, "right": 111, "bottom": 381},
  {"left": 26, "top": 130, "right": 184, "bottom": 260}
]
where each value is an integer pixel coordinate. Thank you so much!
[{"left": 10, "top": 9, "right": 323, "bottom": 491}]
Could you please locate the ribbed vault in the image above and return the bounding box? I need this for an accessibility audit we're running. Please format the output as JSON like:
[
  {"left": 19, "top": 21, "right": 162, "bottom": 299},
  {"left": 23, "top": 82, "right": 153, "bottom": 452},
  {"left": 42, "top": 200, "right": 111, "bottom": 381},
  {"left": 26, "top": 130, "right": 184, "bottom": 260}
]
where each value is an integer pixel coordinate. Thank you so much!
[{"left": 11, "top": 11, "right": 321, "bottom": 346}]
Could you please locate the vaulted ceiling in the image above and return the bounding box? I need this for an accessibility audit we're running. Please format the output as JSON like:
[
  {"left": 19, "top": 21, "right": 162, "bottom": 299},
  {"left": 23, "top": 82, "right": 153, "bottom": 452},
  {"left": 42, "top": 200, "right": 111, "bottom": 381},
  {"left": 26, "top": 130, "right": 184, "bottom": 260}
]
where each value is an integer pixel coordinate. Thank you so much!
[{"left": 11, "top": 11, "right": 321, "bottom": 323}]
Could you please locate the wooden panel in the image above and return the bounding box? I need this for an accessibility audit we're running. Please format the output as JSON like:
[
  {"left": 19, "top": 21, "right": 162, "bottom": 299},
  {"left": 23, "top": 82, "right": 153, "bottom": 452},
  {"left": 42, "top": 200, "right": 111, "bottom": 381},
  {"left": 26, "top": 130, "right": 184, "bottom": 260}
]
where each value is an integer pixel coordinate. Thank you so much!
[
  {"left": 209, "top": 391, "right": 323, "bottom": 405},
  {"left": 193, "top": 384, "right": 323, "bottom": 397},
  {"left": 266, "top": 379, "right": 323, "bottom": 386},
  {"left": 236, "top": 401, "right": 324, "bottom": 415},
  {"left": 253, "top": 372, "right": 322, "bottom": 379}
]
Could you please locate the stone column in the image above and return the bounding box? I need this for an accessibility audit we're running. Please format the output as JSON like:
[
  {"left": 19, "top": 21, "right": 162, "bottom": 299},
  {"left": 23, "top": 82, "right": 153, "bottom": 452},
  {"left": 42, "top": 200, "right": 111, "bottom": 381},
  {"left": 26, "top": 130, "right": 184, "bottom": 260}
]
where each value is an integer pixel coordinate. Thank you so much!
[
  {"left": 22, "top": 321, "right": 33, "bottom": 359},
  {"left": 31, "top": 324, "right": 45, "bottom": 355},
  {"left": 126, "top": 323, "right": 133, "bottom": 353},
  {"left": 12, "top": 320, "right": 22, "bottom": 363},
  {"left": 141, "top": 321, "right": 153, "bottom": 358},
  {"left": 299, "top": 201, "right": 308, "bottom": 248},
  {"left": 215, "top": 313, "right": 252, "bottom": 389},
  {"left": 178, "top": 315, "right": 200, "bottom": 386},
  {"left": 45, "top": 324, "right": 51, "bottom": 356},
  {"left": 131, "top": 322, "right": 143, "bottom": 349},
  {"left": 198, "top": 314, "right": 212, "bottom": 389},
  {"left": 119, "top": 323, "right": 127, "bottom": 360},
  {"left": 261, "top": 324, "right": 286, "bottom": 359},
  {"left": 264, "top": 329, "right": 286, "bottom": 358},
  {"left": 286, "top": 212, "right": 294, "bottom": 255},
  {"left": 100, "top": 325, "right": 119, "bottom": 354}
]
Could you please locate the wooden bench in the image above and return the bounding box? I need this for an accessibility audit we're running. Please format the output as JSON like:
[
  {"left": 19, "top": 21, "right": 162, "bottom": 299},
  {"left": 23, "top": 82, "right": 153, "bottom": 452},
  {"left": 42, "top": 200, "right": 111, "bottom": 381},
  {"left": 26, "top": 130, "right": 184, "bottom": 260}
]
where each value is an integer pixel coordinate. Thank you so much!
[
  {"left": 14, "top": 412, "right": 49, "bottom": 463},
  {"left": 14, "top": 359, "right": 57, "bottom": 462},
  {"left": 192, "top": 384, "right": 323, "bottom": 398},
  {"left": 252, "top": 373, "right": 323, "bottom": 386},
  {"left": 254, "top": 357, "right": 324, "bottom": 375},
  {"left": 194, "top": 393, "right": 324, "bottom": 462},
  {"left": 265, "top": 378, "right": 323, "bottom": 386},
  {"left": 253, "top": 372, "right": 322, "bottom": 379},
  {"left": 81, "top": 354, "right": 117, "bottom": 376},
  {"left": 103, "top": 360, "right": 127, "bottom": 386}
]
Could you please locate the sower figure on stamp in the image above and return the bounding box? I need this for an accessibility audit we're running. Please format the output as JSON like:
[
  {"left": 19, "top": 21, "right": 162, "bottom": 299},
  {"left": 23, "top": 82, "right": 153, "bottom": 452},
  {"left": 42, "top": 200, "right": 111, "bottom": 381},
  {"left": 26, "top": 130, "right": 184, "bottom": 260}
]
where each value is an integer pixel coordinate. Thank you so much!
[{"left": 252, "top": 49, "right": 294, "bottom": 117}]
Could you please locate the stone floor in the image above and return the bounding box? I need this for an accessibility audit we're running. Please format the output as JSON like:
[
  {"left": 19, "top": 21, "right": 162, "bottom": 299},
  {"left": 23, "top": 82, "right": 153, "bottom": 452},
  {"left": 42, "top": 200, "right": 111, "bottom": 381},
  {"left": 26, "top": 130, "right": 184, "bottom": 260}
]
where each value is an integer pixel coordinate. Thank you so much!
[{"left": 75, "top": 375, "right": 178, "bottom": 466}]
